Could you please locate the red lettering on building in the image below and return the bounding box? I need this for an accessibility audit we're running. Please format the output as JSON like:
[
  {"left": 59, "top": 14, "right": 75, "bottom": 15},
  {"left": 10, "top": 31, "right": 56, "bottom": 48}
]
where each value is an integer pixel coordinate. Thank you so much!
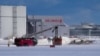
[
  {"left": 45, "top": 19, "right": 62, "bottom": 23},
  {"left": 45, "top": 19, "right": 50, "bottom": 22}
]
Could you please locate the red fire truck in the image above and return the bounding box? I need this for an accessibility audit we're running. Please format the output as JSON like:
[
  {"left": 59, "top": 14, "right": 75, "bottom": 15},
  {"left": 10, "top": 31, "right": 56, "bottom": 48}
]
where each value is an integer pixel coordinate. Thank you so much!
[{"left": 14, "top": 37, "right": 37, "bottom": 46}]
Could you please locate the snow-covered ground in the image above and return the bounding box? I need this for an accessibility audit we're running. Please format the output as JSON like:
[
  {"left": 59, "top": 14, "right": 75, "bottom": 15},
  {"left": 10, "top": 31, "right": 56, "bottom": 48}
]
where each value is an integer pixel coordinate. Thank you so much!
[{"left": 0, "top": 44, "right": 100, "bottom": 56}]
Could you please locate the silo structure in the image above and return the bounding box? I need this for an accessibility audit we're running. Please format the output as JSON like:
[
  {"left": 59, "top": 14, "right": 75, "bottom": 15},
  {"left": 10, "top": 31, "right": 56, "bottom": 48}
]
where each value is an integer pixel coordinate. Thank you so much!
[
  {"left": 0, "top": 6, "right": 26, "bottom": 38},
  {"left": 16, "top": 6, "right": 26, "bottom": 37}
]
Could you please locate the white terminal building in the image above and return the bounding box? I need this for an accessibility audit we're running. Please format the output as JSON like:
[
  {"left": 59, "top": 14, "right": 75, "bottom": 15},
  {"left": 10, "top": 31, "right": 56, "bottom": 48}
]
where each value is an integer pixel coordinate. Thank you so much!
[
  {"left": 0, "top": 6, "right": 26, "bottom": 38},
  {"left": 27, "top": 16, "right": 69, "bottom": 37}
]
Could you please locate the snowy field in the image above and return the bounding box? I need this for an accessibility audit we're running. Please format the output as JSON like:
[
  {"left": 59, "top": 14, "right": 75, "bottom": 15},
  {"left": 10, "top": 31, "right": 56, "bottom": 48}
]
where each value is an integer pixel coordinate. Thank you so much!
[{"left": 0, "top": 44, "right": 100, "bottom": 56}]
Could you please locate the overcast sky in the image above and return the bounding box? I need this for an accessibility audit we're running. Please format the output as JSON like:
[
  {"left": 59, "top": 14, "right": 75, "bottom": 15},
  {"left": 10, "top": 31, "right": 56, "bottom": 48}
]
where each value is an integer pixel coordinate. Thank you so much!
[{"left": 0, "top": 0, "right": 100, "bottom": 25}]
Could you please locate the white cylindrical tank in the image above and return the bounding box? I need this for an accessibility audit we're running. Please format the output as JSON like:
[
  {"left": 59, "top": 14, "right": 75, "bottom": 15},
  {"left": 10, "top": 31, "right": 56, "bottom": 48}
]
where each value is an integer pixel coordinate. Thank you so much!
[
  {"left": 0, "top": 6, "right": 13, "bottom": 38},
  {"left": 0, "top": 6, "right": 26, "bottom": 38},
  {"left": 16, "top": 6, "right": 26, "bottom": 37}
]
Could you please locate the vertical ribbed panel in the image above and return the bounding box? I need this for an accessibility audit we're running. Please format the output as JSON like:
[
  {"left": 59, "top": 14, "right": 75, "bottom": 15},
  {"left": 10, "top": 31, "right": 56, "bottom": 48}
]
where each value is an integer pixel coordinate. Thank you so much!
[
  {"left": 13, "top": 6, "right": 17, "bottom": 36},
  {"left": 0, "top": 6, "right": 1, "bottom": 38}
]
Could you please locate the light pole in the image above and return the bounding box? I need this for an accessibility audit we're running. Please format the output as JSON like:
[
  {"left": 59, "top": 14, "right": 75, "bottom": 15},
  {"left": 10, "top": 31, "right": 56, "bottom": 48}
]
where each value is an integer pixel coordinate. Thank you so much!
[{"left": 89, "top": 29, "right": 92, "bottom": 38}]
